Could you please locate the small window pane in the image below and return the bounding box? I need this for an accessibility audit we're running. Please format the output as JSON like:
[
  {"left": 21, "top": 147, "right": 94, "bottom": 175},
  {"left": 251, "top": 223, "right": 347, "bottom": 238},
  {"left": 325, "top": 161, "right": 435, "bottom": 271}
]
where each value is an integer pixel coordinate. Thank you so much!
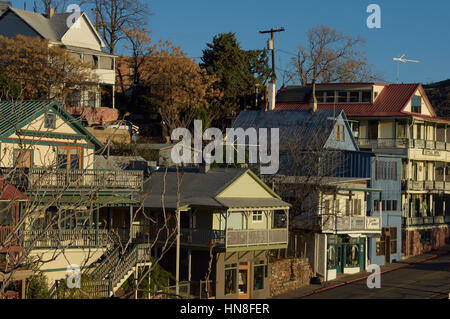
[{"left": 254, "top": 264, "right": 264, "bottom": 290}]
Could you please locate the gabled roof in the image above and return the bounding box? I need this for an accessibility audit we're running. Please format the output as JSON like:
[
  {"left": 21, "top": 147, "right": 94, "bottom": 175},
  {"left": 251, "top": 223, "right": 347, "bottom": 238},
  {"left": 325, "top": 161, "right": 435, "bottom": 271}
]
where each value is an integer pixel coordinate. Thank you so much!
[
  {"left": 232, "top": 109, "right": 354, "bottom": 151},
  {"left": 0, "top": 100, "right": 103, "bottom": 149},
  {"left": 142, "top": 168, "right": 288, "bottom": 210},
  {"left": 0, "top": 178, "right": 27, "bottom": 200},
  {"left": 275, "top": 83, "right": 445, "bottom": 121},
  {"left": 2, "top": 8, "right": 104, "bottom": 47}
]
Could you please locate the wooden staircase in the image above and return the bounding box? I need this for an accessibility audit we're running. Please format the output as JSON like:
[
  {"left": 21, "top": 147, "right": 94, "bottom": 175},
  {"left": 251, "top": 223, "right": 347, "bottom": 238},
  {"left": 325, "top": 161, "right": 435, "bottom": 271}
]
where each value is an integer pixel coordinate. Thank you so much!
[{"left": 88, "top": 243, "right": 152, "bottom": 297}]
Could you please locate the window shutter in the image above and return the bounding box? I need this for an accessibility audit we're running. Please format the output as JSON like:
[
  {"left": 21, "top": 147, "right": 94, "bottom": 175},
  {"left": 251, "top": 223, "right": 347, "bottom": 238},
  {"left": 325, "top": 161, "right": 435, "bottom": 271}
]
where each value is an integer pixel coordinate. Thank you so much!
[
  {"left": 375, "top": 160, "right": 378, "bottom": 180},
  {"left": 394, "top": 161, "right": 398, "bottom": 180}
]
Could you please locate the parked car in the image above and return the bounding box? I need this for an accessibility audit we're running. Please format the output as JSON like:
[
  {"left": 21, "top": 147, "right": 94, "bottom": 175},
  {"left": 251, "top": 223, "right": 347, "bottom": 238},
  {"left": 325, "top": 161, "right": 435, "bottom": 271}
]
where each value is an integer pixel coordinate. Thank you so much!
[{"left": 106, "top": 120, "right": 139, "bottom": 134}]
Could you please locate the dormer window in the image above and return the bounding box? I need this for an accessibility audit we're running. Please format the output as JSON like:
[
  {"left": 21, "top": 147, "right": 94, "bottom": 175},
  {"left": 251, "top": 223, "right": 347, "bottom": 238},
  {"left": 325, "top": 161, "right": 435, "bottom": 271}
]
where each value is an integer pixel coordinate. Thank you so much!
[
  {"left": 44, "top": 113, "right": 56, "bottom": 129},
  {"left": 411, "top": 96, "right": 421, "bottom": 113},
  {"left": 362, "top": 90, "right": 371, "bottom": 103}
]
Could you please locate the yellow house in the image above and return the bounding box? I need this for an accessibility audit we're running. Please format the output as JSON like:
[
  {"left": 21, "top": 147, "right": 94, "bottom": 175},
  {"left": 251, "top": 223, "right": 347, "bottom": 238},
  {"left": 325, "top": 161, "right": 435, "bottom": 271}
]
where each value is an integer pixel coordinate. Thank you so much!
[
  {"left": 142, "top": 167, "right": 290, "bottom": 299},
  {"left": 0, "top": 100, "right": 144, "bottom": 291}
]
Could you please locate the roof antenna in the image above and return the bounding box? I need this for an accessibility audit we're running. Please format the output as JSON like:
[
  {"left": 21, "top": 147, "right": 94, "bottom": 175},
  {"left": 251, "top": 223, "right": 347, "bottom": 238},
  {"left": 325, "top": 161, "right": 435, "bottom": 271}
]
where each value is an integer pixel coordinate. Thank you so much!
[{"left": 393, "top": 54, "right": 420, "bottom": 83}]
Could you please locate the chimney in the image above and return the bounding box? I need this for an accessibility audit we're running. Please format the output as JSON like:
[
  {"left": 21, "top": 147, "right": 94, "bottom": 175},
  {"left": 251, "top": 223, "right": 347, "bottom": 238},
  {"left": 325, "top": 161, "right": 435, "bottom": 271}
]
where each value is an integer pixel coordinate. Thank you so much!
[
  {"left": 46, "top": 7, "right": 55, "bottom": 18},
  {"left": 267, "top": 81, "right": 276, "bottom": 111}
]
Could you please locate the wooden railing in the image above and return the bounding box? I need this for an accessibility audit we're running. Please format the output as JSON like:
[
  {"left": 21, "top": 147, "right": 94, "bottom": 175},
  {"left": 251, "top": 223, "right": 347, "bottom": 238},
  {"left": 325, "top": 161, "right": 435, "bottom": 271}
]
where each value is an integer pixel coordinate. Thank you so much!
[
  {"left": 225, "top": 228, "right": 288, "bottom": 248},
  {"left": 24, "top": 229, "right": 114, "bottom": 248},
  {"left": 321, "top": 215, "right": 381, "bottom": 232},
  {"left": 402, "top": 216, "right": 449, "bottom": 227},
  {"left": 357, "top": 138, "right": 449, "bottom": 151},
  {"left": 402, "top": 180, "right": 450, "bottom": 191},
  {"left": 0, "top": 167, "right": 143, "bottom": 191},
  {"left": 0, "top": 226, "right": 15, "bottom": 245}
]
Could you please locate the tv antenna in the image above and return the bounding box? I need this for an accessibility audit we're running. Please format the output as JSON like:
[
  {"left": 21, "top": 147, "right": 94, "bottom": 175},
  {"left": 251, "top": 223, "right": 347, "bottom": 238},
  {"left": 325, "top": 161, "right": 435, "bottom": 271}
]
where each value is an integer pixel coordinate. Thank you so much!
[{"left": 393, "top": 54, "right": 420, "bottom": 83}]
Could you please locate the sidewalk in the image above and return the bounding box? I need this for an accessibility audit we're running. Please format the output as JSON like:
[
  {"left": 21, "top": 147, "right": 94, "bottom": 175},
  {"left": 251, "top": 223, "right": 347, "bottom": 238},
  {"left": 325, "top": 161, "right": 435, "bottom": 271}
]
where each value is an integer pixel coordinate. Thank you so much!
[{"left": 273, "top": 244, "right": 450, "bottom": 299}]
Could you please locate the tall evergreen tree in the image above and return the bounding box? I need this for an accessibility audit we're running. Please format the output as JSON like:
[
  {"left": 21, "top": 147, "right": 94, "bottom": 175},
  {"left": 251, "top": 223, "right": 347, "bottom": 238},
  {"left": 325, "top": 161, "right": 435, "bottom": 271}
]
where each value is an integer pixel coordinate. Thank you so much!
[{"left": 201, "top": 33, "right": 270, "bottom": 124}]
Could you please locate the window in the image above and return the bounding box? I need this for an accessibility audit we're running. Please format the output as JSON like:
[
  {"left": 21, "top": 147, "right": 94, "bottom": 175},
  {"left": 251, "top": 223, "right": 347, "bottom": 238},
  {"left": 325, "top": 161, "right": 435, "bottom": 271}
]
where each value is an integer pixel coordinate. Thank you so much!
[
  {"left": 377, "top": 227, "right": 397, "bottom": 255},
  {"left": 14, "top": 149, "right": 32, "bottom": 168},
  {"left": 392, "top": 200, "right": 397, "bottom": 211},
  {"left": 44, "top": 113, "right": 56, "bottom": 129},
  {"left": 349, "top": 91, "right": 359, "bottom": 102},
  {"left": 346, "top": 244, "right": 360, "bottom": 267},
  {"left": 335, "top": 124, "right": 345, "bottom": 141},
  {"left": 411, "top": 96, "right": 421, "bottom": 113},
  {"left": 416, "top": 123, "right": 422, "bottom": 139},
  {"left": 224, "top": 264, "right": 237, "bottom": 295},
  {"left": 352, "top": 199, "right": 362, "bottom": 216},
  {"left": 375, "top": 160, "right": 398, "bottom": 180},
  {"left": 374, "top": 200, "right": 379, "bottom": 211},
  {"left": 362, "top": 90, "right": 372, "bottom": 103},
  {"left": 316, "top": 91, "right": 326, "bottom": 103},
  {"left": 351, "top": 122, "right": 359, "bottom": 138},
  {"left": 345, "top": 199, "right": 351, "bottom": 216},
  {"left": 324, "top": 91, "right": 335, "bottom": 103},
  {"left": 58, "top": 147, "right": 82, "bottom": 170},
  {"left": 252, "top": 211, "right": 263, "bottom": 222},
  {"left": 337, "top": 91, "right": 348, "bottom": 103},
  {"left": 254, "top": 261, "right": 265, "bottom": 290}
]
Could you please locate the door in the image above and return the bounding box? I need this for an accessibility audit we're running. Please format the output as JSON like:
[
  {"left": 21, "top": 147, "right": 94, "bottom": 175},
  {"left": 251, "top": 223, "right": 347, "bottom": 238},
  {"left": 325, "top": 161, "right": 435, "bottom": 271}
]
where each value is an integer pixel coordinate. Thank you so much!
[
  {"left": 336, "top": 245, "right": 343, "bottom": 273},
  {"left": 238, "top": 262, "right": 250, "bottom": 299},
  {"left": 57, "top": 147, "right": 82, "bottom": 184}
]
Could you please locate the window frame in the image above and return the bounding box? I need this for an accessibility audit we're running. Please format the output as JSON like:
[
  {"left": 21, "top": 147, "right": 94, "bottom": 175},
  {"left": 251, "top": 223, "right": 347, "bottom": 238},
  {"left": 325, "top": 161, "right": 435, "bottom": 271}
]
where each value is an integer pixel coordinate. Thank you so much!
[
  {"left": 252, "top": 211, "right": 263, "bottom": 222},
  {"left": 44, "top": 113, "right": 56, "bottom": 129}
]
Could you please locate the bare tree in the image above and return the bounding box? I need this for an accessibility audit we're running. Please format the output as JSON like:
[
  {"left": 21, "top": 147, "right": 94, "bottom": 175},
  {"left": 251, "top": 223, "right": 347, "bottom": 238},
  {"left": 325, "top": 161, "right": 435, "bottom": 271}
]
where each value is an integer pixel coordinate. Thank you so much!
[
  {"left": 87, "top": 0, "right": 151, "bottom": 55},
  {"left": 291, "top": 25, "right": 381, "bottom": 96}
]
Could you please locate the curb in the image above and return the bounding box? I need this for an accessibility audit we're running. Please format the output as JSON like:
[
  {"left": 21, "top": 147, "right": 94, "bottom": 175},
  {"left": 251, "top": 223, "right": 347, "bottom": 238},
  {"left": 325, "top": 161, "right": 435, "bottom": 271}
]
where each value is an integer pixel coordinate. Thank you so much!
[{"left": 295, "top": 252, "right": 444, "bottom": 299}]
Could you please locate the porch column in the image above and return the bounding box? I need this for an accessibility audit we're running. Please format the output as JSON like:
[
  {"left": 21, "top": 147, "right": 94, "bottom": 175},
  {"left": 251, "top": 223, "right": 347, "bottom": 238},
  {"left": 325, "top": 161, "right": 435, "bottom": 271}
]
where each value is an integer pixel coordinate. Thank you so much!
[
  {"left": 95, "top": 207, "right": 99, "bottom": 247},
  {"left": 129, "top": 205, "right": 133, "bottom": 242},
  {"left": 188, "top": 249, "right": 192, "bottom": 282}
]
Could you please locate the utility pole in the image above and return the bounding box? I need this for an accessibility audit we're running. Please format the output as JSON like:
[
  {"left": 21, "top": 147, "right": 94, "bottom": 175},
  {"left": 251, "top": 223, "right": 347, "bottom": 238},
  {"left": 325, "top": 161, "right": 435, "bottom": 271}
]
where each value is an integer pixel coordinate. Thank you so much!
[
  {"left": 259, "top": 28, "right": 285, "bottom": 111},
  {"left": 259, "top": 27, "right": 285, "bottom": 82}
]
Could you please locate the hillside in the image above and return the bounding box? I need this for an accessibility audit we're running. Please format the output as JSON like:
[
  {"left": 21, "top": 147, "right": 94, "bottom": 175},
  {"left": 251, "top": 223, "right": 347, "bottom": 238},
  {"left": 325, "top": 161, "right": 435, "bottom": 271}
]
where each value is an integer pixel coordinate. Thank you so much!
[{"left": 423, "top": 79, "right": 450, "bottom": 119}]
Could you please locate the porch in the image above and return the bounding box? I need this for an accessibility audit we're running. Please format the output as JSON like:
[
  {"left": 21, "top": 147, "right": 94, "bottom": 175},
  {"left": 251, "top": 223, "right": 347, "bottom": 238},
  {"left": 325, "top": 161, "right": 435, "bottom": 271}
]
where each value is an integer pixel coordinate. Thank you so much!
[{"left": 0, "top": 168, "right": 143, "bottom": 192}]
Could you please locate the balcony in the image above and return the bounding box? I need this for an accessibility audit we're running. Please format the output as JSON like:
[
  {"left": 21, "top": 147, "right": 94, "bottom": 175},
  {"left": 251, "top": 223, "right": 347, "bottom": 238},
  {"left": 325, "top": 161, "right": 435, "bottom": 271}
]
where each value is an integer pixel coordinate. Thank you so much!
[
  {"left": 402, "top": 180, "right": 450, "bottom": 192},
  {"left": 24, "top": 229, "right": 115, "bottom": 248},
  {"left": 321, "top": 215, "right": 381, "bottom": 232},
  {"left": 0, "top": 168, "right": 143, "bottom": 193},
  {"left": 357, "top": 138, "right": 449, "bottom": 151},
  {"left": 137, "top": 226, "right": 288, "bottom": 250},
  {"left": 402, "top": 216, "right": 450, "bottom": 227}
]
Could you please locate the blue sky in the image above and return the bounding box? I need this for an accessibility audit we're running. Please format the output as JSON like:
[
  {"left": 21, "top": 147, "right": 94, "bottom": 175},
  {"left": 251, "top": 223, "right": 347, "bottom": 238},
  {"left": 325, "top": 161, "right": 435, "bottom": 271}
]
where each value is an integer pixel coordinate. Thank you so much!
[{"left": 12, "top": 0, "right": 450, "bottom": 84}]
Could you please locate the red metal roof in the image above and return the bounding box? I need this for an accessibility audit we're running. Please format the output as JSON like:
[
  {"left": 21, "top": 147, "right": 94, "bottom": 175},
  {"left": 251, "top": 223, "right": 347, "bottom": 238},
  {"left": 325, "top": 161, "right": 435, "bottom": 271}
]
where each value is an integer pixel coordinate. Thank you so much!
[
  {"left": 275, "top": 83, "right": 448, "bottom": 122},
  {"left": 0, "top": 178, "right": 27, "bottom": 201}
]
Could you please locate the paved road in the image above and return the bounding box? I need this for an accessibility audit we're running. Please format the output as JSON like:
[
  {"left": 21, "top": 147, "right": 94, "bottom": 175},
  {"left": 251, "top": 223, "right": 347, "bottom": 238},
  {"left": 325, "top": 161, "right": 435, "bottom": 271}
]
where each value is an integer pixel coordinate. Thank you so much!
[{"left": 303, "top": 252, "right": 450, "bottom": 299}]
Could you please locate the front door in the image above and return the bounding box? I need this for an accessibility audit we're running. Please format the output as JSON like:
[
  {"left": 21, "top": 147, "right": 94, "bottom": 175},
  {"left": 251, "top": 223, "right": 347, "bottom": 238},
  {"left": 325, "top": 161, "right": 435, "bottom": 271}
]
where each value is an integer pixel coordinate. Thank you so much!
[
  {"left": 336, "top": 245, "right": 343, "bottom": 273},
  {"left": 238, "top": 262, "right": 250, "bottom": 299}
]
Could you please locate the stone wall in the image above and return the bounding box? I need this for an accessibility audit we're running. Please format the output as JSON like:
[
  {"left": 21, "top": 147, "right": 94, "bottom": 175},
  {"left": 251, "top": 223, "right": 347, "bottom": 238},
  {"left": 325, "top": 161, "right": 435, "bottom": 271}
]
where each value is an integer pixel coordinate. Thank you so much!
[
  {"left": 270, "top": 257, "right": 312, "bottom": 297},
  {"left": 402, "top": 226, "right": 450, "bottom": 257}
]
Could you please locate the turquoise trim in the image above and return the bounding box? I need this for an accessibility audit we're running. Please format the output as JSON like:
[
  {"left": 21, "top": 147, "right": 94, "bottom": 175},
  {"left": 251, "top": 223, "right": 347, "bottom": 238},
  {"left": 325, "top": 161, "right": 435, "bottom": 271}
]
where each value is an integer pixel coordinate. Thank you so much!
[
  {"left": 1, "top": 137, "right": 96, "bottom": 149},
  {"left": 18, "top": 130, "right": 86, "bottom": 140}
]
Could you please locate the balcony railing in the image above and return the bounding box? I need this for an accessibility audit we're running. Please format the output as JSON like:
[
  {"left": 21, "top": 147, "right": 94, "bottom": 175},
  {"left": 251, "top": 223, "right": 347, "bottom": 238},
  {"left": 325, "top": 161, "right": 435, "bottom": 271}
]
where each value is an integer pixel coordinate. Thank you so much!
[
  {"left": 24, "top": 229, "right": 115, "bottom": 248},
  {"left": 357, "top": 138, "right": 449, "bottom": 151},
  {"left": 0, "top": 226, "right": 15, "bottom": 245},
  {"left": 139, "top": 225, "right": 288, "bottom": 249},
  {"left": 402, "top": 180, "right": 450, "bottom": 191},
  {"left": 321, "top": 215, "right": 381, "bottom": 232},
  {"left": 402, "top": 216, "right": 450, "bottom": 227},
  {"left": 0, "top": 168, "right": 143, "bottom": 191}
]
